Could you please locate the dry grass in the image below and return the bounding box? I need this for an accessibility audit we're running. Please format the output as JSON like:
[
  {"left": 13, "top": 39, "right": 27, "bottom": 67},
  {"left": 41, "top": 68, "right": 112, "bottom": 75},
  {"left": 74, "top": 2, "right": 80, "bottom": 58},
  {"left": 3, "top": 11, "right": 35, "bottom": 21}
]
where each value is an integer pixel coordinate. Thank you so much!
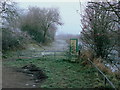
[
  {"left": 80, "top": 49, "right": 120, "bottom": 88},
  {"left": 113, "top": 71, "right": 120, "bottom": 79},
  {"left": 80, "top": 49, "right": 120, "bottom": 78},
  {"left": 80, "top": 49, "right": 112, "bottom": 73},
  {"left": 80, "top": 49, "right": 94, "bottom": 66},
  {"left": 80, "top": 49, "right": 94, "bottom": 61},
  {"left": 93, "top": 58, "right": 113, "bottom": 74}
]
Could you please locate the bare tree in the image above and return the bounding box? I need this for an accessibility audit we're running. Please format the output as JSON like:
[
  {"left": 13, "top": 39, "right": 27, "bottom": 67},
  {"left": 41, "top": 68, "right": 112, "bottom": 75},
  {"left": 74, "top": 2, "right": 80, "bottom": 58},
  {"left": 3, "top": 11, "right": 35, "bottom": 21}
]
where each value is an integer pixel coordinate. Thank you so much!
[
  {"left": 88, "top": 1, "right": 120, "bottom": 59},
  {"left": 1, "top": 0, "right": 27, "bottom": 52},
  {"left": 21, "top": 7, "right": 63, "bottom": 43},
  {"left": 80, "top": 2, "right": 117, "bottom": 61},
  {"left": 0, "top": 0, "right": 20, "bottom": 30}
]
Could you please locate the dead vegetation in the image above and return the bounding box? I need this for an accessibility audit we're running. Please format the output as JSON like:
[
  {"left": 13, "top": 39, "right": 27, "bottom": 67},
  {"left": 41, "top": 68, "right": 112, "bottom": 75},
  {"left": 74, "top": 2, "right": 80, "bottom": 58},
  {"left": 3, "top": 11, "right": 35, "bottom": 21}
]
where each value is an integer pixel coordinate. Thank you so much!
[
  {"left": 81, "top": 49, "right": 108, "bottom": 72},
  {"left": 93, "top": 58, "right": 112, "bottom": 74},
  {"left": 18, "top": 63, "right": 48, "bottom": 83},
  {"left": 80, "top": 49, "right": 120, "bottom": 88}
]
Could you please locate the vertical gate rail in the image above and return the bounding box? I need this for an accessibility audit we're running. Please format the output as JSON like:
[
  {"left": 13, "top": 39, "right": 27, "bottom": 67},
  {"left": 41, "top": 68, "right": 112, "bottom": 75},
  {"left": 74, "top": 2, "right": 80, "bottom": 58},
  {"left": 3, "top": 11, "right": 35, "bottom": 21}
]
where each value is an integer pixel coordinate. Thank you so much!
[{"left": 87, "top": 58, "right": 116, "bottom": 90}]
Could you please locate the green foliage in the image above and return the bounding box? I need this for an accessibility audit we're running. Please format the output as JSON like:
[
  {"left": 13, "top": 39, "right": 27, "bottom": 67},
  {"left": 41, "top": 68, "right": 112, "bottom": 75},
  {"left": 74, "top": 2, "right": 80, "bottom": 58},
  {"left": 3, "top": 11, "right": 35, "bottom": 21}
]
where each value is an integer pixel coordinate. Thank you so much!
[
  {"left": 21, "top": 25, "right": 44, "bottom": 43},
  {"left": 3, "top": 56, "right": 105, "bottom": 88}
]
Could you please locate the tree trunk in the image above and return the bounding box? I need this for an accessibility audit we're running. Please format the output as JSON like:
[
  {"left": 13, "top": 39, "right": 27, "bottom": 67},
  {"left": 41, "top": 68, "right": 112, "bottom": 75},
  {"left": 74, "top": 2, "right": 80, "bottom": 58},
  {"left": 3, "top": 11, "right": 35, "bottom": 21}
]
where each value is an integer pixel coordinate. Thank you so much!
[{"left": 43, "top": 29, "right": 47, "bottom": 43}]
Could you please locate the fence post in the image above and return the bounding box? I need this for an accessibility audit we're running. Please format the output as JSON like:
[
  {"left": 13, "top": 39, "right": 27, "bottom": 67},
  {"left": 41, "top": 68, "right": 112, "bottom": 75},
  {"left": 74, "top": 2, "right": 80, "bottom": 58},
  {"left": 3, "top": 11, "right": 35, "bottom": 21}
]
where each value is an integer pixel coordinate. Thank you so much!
[
  {"left": 18, "top": 51, "right": 20, "bottom": 59},
  {"left": 78, "top": 50, "right": 80, "bottom": 60},
  {"left": 104, "top": 77, "right": 106, "bottom": 87},
  {"left": 54, "top": 52, "right": 55, "bottom": 59}
]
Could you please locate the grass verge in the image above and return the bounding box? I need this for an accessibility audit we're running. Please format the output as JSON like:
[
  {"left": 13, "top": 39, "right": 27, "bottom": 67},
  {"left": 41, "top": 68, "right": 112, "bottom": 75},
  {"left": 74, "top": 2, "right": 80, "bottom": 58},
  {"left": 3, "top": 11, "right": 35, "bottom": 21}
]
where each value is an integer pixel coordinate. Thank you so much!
[{"left": 3, "top": 56, "right": 113, "bottom": 88}]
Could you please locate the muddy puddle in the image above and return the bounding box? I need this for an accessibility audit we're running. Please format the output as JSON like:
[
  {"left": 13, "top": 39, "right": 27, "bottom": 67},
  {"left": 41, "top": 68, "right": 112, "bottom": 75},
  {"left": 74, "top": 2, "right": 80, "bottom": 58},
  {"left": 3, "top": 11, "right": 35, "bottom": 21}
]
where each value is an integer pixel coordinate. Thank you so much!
[{"left": 2, "top": 64, "right": 47, "bottom": 88}]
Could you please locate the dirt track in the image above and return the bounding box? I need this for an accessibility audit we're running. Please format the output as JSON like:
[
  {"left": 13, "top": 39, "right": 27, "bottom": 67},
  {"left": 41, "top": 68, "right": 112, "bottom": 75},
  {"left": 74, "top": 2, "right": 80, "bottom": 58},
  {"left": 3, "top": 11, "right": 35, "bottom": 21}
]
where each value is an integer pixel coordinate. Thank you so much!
[
  {"left": 2, "top": 66, "right": 39, "bottom": 88},
  {"left": 2, "top": 38, "right": 68, "bottom": 88}
]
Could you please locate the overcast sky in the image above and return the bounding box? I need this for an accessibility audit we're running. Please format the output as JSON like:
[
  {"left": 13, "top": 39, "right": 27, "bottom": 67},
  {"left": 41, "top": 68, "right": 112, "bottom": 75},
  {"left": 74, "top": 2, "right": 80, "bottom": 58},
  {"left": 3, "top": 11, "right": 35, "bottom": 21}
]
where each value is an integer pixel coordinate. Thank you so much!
[{"left": 17, "top": 0, "right": 87, "bottom": 35}]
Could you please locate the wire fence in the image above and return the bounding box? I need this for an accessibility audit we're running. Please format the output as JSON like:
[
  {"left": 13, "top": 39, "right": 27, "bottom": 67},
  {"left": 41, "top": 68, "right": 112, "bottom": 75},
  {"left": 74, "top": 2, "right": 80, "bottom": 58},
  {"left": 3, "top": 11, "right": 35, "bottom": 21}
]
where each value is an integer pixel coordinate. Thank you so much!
[{"left": 87, "top": 58, "right": 117, "bottom": 89}]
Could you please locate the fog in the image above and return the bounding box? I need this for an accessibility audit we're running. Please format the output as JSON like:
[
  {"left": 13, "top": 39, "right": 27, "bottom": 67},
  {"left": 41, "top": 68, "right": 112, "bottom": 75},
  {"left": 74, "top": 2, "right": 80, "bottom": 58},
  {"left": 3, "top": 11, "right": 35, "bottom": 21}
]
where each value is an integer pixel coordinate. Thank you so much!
[{"left": 17, "top": 1, "right": 87, "bottom": 35}]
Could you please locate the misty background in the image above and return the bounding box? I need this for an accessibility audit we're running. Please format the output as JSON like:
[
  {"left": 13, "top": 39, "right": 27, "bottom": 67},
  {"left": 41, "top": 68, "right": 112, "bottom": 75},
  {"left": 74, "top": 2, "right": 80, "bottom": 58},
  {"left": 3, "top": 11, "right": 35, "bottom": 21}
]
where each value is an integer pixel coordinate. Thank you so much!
[{"left": 17, "top": 2, "right": 85, "bottom": 35}]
